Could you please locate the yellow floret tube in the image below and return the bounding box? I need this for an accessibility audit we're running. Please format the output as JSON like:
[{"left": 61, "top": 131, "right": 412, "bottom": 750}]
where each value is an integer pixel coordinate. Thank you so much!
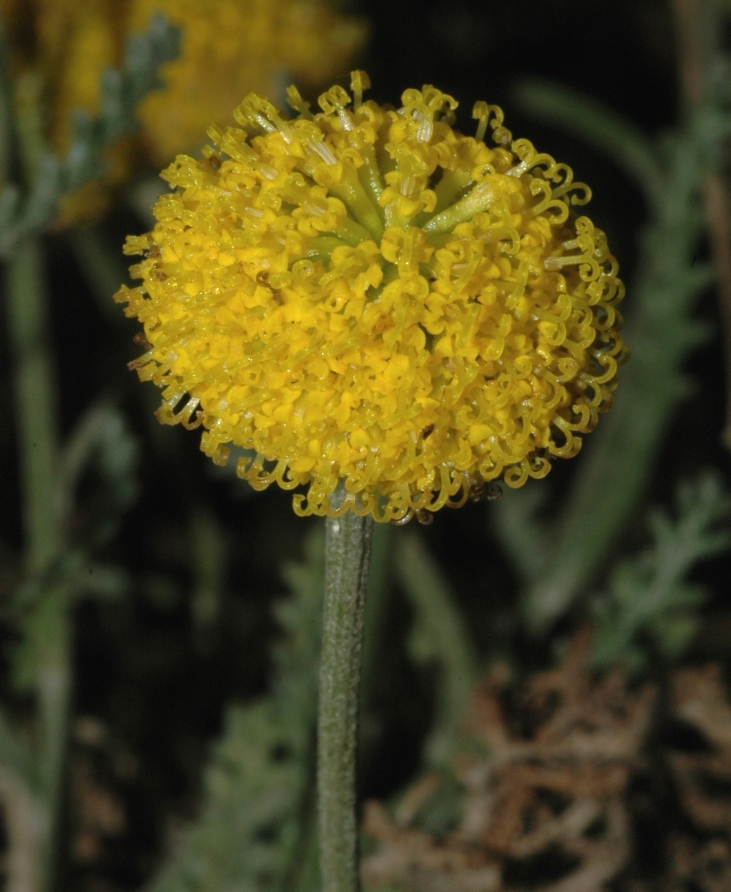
[{"left": 116, "top": 72, "right": 626, "bottom": 524}]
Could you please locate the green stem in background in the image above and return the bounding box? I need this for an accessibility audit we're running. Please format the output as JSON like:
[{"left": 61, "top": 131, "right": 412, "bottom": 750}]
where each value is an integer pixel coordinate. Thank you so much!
[
  {"left": 396, "top": 533, "right": 477, "bottom": 766},
  {"left": 673, "top": 0, "right": 731, "bottom": 449},
  {"left": 0, "top": 12, "right": 15, "bottom": 183},
  {"left": 513, "top": 80, "right": 664, "bottom": 207},
  {"left": 0, "top": 765, "right": 42, "bottom": 892},
  {"left": 6, "top": 236, "right": 70, "bottom": 891},
  {"left": 7, "top": 237, "right": 61, "bottom": 575},
  {"left": 319, "top": 511, "right": 372, "bottom": 892},
  {"left": 32, "top": 590, "right": 71, "bottom": 889}
]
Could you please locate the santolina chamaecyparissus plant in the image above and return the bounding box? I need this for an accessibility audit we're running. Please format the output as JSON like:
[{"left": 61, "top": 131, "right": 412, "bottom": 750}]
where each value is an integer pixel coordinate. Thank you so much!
[{"left": 115, "top": 71, "right": 627, "bottom": 523}]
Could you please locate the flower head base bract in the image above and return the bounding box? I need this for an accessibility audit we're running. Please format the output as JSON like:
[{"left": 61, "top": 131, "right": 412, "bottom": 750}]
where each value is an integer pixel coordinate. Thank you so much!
[{"left": 115, "top": 72, "right": 626, "bottom": 523}]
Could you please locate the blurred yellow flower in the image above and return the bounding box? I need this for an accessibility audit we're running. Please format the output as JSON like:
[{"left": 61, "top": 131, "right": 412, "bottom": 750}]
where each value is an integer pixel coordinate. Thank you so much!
[
  {"left": 35, "top": 0, "right": 131, "bottom": 225},
  {"left": 1, "top": 0, "right": 365, "bottom": 225},
  {"left": 129, "top": 0, "right": 368, "bottom": 163},
  {"left": 1, "top": 0, "right": 129, "bottom": 225},
  {"left": 116, "top": 73, "right": 626, "bottom": 523}
]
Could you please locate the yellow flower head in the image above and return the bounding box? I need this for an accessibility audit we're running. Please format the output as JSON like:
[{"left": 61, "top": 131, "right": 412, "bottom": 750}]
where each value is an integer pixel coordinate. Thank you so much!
[{"left": 116, "top": 73, "right": 626, "bottom": 523}]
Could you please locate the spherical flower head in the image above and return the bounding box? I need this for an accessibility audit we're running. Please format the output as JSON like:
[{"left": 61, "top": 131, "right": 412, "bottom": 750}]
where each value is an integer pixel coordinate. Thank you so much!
[{"left": 115, "top": 72, "right": 626, "bottom": 523}]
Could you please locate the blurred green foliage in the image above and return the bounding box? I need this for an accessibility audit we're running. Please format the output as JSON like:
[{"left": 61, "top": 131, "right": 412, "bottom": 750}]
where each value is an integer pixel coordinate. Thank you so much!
[
  {"left": 396, "top": 534, "right": 477, "bottom": 766},
  {"left": 591, "top": 473, "right": 730, "bottom": 673},
  {"left": 146, "top": 529, "right": 324, "bottom": 892}
]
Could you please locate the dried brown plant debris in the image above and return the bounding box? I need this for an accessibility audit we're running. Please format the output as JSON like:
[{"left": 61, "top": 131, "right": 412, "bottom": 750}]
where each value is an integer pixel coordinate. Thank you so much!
[
  {"left": 71, "top": 754, "right": 126, "bottom": 864},
  {"left": 69, "top": 716, "right": 130, "bottom": 874},
  {"left": 363, "top": 800, "right": 502, "bottom": 892},
  {"left": 664, "top": 836, "right": 731, "bottom": 892},
  {"left": 362, "top": 633, "right": 656, "bottom": 892},
  {"left": 363, "top": 634, "right": 731, "bottom": 892},
  {"left": 363, "top": 634, "right": 731, "bottom": 891},
  {"left": 651, "top": 665, "right": 731, "bottom": 891}
]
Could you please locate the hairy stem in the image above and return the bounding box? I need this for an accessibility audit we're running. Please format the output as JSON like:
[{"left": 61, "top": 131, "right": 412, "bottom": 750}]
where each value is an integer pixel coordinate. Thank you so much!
[{"left": 318, "top": 511, "right": 372, "bottom": 892}]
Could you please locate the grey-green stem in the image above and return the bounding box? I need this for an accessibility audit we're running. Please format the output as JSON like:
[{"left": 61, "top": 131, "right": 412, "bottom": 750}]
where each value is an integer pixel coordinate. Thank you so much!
[{"left": 318, "top": 511, "right": 373, "bottom": 892}]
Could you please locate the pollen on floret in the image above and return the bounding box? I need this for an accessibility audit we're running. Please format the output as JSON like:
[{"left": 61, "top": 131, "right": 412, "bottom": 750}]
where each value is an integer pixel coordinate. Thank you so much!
[{"left": 116, "top": 71, "right": 627, "bottom": 524}]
